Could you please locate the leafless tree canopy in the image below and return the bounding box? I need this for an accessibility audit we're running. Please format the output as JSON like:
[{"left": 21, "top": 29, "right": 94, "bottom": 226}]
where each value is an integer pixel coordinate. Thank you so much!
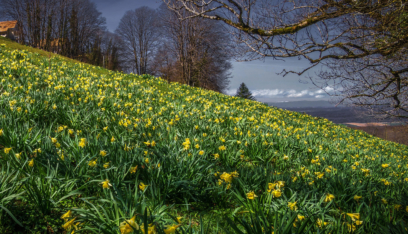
[
  {"left": 164, "top": 0, "right": 408, "bottom": 120},
  {"left": 1, "top": 0, "right": 106, "bottom": 55},
  {"left": 115, "top": 7, "right": 160, "bottom": 75},
  {"left": 0, "top": 0, "right": 124, "bottom": 70},
  {"left": 151, "top": 4, "right": 232, "bottom": 92}
]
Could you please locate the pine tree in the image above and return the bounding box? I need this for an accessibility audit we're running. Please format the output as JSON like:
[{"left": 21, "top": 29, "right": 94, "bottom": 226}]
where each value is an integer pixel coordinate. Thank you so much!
[{"left": 235, "top": 83, "right": 256, "bottom": 101}]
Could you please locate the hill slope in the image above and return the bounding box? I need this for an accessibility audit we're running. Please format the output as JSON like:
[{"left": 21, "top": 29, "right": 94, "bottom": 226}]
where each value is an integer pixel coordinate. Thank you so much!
[{"left": 1, "top": 37, "right": 408, "bottom": 233}]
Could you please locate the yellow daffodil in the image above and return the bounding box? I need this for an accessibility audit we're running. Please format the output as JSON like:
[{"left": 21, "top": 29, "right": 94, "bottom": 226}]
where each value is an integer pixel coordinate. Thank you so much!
[
  {"left": 354, "top": 195, "right": 362, "bottom": 201},
  {"left": 220, "top": 172, "right": 232, "bottom": 183},
  {"left": 28, "top": 159, "right": 34, "bottom": 167},
  {"left": 101, "top": 179, "right": 112, "bottom": 189},
  {"left": 324, "top": 194, "right": 335, "bottom": 202},
  {"left": 355, "top": 220, "right": 363, "bottom": 225},
  {"left": 316, "top": 219, "right": 328, "bottom": 227},
  {"left": 382, "top": 198, "right": 388, "bottom": 204},
  {"left": 88, "top": 159, "right": 97, "bottom": 167},
  {"left": 246, "top": 191, "right": 257, "bottom": 200},
  {"left": 4, "top": 147, "right": 12, "bottom": 154},
  {"left": 272, "top": 189, "right": 282, "bottom": 198},
  {"left": 176, "top": 216, "right": 182, "bottom": 224},
  {"left": 62, "top": 217, "right": 77, "bottom": 230},
  {"left": 140, "top": 223, "right": 156, "bottom": 234},
  {"left": 381, "top": 163, "right": 390, "bottom": 168},
  {"left": 103, "top": 162, "right": 109, "bottom": 169},
  {"left": 347, "top": 223, "right": 356, "bottom": 232},
  {"left": 288, "top": 201, "right": 297, "bottom": 211},
  {"left": 61, "top": 210, "right": 72, "bottom": 221},
  {"left": 139, "top": 182, "right": 148, "bottom": 191},
  {"left": 119, "top": 215, "right": 138, "bottom": 234},
  {"left": 164, "top": 224, "right": 181, "bottom": 234},
  {"left": 130, "top": 166, "right": 138, "bottom": 174},
  {"left": 268, "top": 183, "right": 276, "bottom": 193},
  {"left": 100, "top": 150, "right": 107, "bottom": 156},
  {"left": 0, "top": 129, "right": 3, "bottom": 136},
  {"left": 79, "top": 138, "right": 86, "bottom": 148},
  {"left": 346, "top": 213, "right": 360, "bottom": 221},
  {"left": 277, "top": 181, "right": 285, "bottom": 188}
]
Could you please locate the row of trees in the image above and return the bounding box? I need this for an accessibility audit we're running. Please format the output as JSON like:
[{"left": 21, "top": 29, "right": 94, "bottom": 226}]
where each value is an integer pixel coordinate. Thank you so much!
[
  {"left": 0, "top": 0, "right": 122, "bottom": 70},
  {"left": 164, "top": 0, "right": 408, "bottom": 120},
  {"left": 115, "top": 5, "right": 232, "bottom": 92}
]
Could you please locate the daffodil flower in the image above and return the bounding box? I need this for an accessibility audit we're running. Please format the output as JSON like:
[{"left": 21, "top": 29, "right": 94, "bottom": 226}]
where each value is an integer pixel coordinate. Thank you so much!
[
  {"left": 62, "top": 217, "right": 77, "bottom": 230},
  {"left": 164, "top": 224, "right": 181, "bottom": 234},
  {"left": 28, "top": 159, "right": 34, "bottom": 167},
  {"left": 4, "top": 147, "right": 12, "bottom": 154},
  {"left": 61, "top": 210, "right": 72, "bottom": 221},
  {"left": 272, "top": 189, "right": 282, "bottom": 198},
  {"left": 119, "top": 215, "right": 138, "bottom": 234},
  {"left": 130, "top": 166, "right": 138, "bottom": 174},
  {"left": 101, "top": 179, "right": 112, "bottom": 189},
  {"left": 139, "top": 182, "right": 148, "bottom": 191},
  {"left": 246, "top": 191, "right": 257, "bottom": 199},
  {"left": 346, "top": 213, "right": 360, "bottom": 221},
  {"left": 324, "top": 193, "right": 335, "bottom": 202},
  {"left": 354, "top": 195, "right": 362, "bottom": 201},
  {"left": 288, "top": 201, "right": 297, "bottom": 211}
]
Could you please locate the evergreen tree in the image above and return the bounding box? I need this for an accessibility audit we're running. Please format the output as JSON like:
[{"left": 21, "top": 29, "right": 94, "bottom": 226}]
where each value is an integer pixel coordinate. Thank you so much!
[{"left": 235, "top": 83, "right": 256, "bottom": 101}]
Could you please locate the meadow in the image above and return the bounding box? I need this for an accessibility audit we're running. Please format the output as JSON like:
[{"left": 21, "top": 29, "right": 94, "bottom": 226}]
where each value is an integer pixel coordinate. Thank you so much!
[{"left": 1, "top": 37, "right": 408, "bottom": 233}]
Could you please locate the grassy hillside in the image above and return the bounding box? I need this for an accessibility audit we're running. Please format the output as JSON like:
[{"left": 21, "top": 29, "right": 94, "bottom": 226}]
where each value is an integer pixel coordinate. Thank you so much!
[{"left": 1, "top": 37, "right": 408, "bottom": 233}]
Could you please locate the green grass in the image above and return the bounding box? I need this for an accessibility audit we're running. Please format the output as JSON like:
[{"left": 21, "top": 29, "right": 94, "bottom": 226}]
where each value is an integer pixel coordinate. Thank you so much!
[{"left": 1, "top": 37, "right": 408, "bottom": 233}]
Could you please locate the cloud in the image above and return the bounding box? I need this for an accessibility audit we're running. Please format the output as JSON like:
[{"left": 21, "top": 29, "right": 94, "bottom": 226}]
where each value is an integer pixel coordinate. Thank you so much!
[{"left": 226, "top": 87, "right": 334, "bottom": 99}]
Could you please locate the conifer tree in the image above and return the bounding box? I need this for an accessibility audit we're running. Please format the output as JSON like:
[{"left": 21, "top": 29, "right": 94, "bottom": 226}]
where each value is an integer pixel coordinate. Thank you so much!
[{"left": 235, "top": 83, "right": 256, "bottom": 101}]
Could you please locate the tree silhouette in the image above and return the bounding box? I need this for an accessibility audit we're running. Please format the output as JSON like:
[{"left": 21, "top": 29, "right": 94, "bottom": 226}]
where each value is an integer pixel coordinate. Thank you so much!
[{"left": 235, "top": 83, "right": 256, "bottom": 101}]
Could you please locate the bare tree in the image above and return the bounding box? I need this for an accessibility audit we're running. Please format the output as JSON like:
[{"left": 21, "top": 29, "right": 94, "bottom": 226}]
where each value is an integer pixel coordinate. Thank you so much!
[
  {"left": 151, "top": 4, "right": 231, "bottom": 92},
  {"left": 115, "top": 6, "right": 160, "bottom": 75},
  {"left": 0, "top": 0, "right": 105, "bottom": 59},
  {"left": 313, "top": 52, "right": 408, "bottom": 120},
  {"left": 164, "top": 0, "right": 408, "bottom": 120}
]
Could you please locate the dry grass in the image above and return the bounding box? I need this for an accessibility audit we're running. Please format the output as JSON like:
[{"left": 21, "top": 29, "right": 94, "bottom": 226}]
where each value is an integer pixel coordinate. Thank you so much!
[{"left": 349, "top": 124, "right": 408, "bottom": 145}]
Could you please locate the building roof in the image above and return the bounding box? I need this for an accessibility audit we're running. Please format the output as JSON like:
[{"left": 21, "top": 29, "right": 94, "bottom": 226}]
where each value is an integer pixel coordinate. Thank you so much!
[{"left": 0, "top": 20, "right": 17, "bottom": 33}]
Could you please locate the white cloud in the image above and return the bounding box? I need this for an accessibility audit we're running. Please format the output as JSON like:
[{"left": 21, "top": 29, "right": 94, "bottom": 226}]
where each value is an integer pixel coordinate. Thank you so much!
[
  {"left": 225, "top": 86, "right": 337, "bottom": 99},
  {"left": 287, "top": 90, "right": 310, "bottom": 98}
]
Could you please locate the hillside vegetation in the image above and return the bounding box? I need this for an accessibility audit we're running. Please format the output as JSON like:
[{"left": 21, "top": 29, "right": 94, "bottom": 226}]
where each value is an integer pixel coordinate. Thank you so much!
[{"left": 1, "top": 37, "right": 408, "bottom": 233}]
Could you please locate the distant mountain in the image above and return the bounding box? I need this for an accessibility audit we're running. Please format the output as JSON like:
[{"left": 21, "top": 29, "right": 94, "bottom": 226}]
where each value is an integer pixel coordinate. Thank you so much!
[
  {"left": 267, "top": 100, "right": 339, "bottom": 108},
  {"left": 265, "top": 101, "right": 400, "bottom": 124}
]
